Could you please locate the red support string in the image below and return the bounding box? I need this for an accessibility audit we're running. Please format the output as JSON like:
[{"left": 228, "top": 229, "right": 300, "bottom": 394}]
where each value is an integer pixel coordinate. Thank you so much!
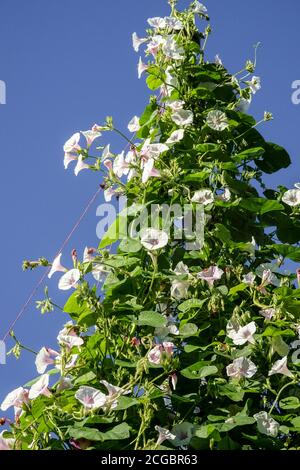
[{"left": 1, "top": 186, "right": 102, "bottom": 342}]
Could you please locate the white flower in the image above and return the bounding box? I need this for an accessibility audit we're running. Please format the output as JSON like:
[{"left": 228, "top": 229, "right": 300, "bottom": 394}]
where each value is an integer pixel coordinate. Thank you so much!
[
  {"left": 191, "top": 189, "right": 214, "bottom": 205},
  {"left": 138, "top": 56, "right": 148, "bottom": 79},
  {"left": 91, "top": 263, "right": 108, "bottom": 282},
  {"left": 295, "top": 183, "right": 300, "bottom": 189},
  {"left": 148, "top": 342, "right": 174, "bottom": 365},
  {"left": 146, "top": 35, "right": 165, "bottom": 57},
  {"left": 226, "top": 357, "right": 257, "bottom": 379},
  {"left": 128, "top": 115, "right": 140, "bottom": 133},
  {"left": 172, "top": 109, "right": 193, "bottom": 126},
  {"left": 132, "top": 32, "right": 147, "bottom": 52},
  {"left": 35, "top": 347, "right": 59, "bottom": 374},
  {"left": 242, "top": 272, "right": 256, "bottom": 286},
  {"left": 147, "top": 17, "right": 166, "bottom": 29},
  {"left": 192, "top": 1, "right": 208, "bottom": 15},
  {"left": 282, "top": 189, "right": 300, "bottom": 207},
  {"left": 259, "top": 308, "right": 276, "bottom": 320},
  {"left": 56, "top": 377, "right": 73, "bottom": 392},
  {"left": 268, "top": 356, "right": 293, "bottom": 378},
  {"left": 104, "top": 187, "right": 116, "bottom": 202},
  {"left": 163, "top": 36, "right": 185, "bottom": 60},
  {"left": 64, "top": 153, "right": 77, "bottom": 169},
  {"left": 165, "top": 66, "right": 179, "bottom": 96},
  {"left": 57, "top": 323, "right": 83, "bottom": 349},
  {"left": 102, "top": 144, "right": 113, "bottom": 160},
  {"left": 63, "top": 132, "right": 81, "bottom": 153},
  {"left": 166, "top": 129, "right": 185, "bottom": 144},
  {"left": 142, "top": 158, "right": 161, "bottom": 183},
  {"left": 58, "top": 268, "right": 80, "bottom": 291},
  {"left": 215, "top": 54, "right": 222, "bottom": 66},
  {"left": 171, "top": 279, "right": 189, "bottom": 300},
  {"left": 1, "top": 387, "right": 29, "bottom": 412},
  {"left": 171, "top": 422, "right": 194, "bottom": 447},
  {"left": 247, "top": 76, "right": 261, "bottom": 94},
  {"left": 113, "top": 151, "right": 129, "bottom": 178},
  {"left": 206, "top": 110, "right": 229, "bottom": 131},
  {"left": 75, "top": 386, "right": 107, "bottom": 410},
  {"left": 230, "top": 322, "right": 256, "bottom": 346},
  {"left": 197, "top": 266, "right": 224, "bottom": 287},
  {"left": 48, "top": 253, "right": 67, "bottom": 279},
  {"left": 155, "top": 426, "right": 176, "bottom": 445},
  {"left": 166, "top": 100, "right": 185, "bottom": 111},
  {"left": 74, "top": 156, "right": 90, "bottom": 176},
  {"left": 141, "top": 141, "right": 168, "bottom": 159},
  {"left": 29, "top": 374, "right": 51, "bottom": 399},
  {"left": 174, "top": 261, "right": 189, "bottom": 276},
  {"left": 0, "top": 431, "right": 15, "bottom": 451},
  {"left": 140, "top": 228, "right": 168, "bottom": 251},
  {"left": 81, "top": 129, "right": 101, "bottom": 147},
  {"left": 164, "top": 17, "right": 183, "bottom": 31},
  {"left": 254, "top": 411, "right": 279, "bottom": 437}
]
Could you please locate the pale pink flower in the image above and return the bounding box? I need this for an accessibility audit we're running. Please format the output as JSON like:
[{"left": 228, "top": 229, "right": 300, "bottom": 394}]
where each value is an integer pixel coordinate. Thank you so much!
[
  {"left": 166, "top": 100, "right": 185, "bottom": 111},
  {"left": 141, "top": 141, "right": 168, "bottom": 159},
  {"left": 0, "top": 431, "right": 15, "bottom": 451},
  {"left": 172, "top": 109, "right": 193, "bottom": 126},
  {"left": 142, "top": 158, "right": 160, "bottom": 183},
  {"left": 148, "top": 345, "right": 163, "bottom": 365},
  {"left": 197, "top": 266, "right": 224, "bottom": 287},
  {"left": 170, "top": 372, "right": 177, "bottom": 390},
  {"left": 242, "top": 272, "right": 256, "bottom": 286},
  {"left": 215, "top": 54, "right": 223, "bottom": 65},
  {"left": 171, "top": 279, "right": 189, "bottom": 300},
  {"left": 63, "top": 132, "right": 81, "bottom": 153},
  {"left": 132, "top": 32, "right": 147, "bottom": 52},
  {"left": 297, "top": 269, "right": 300, "bottom": 287},
  {"left": 64, "top": 153, "right": 77, "bottom": 169},
  {"left": 259, "top": 308, "right": 276, "bottom": 320},
  {"left": 166, "top": 129, "right": 184, "bottom": 144},
  {"left": 146, "top": 35, "right": 165, "bottom": 57},
  {"left": 282, "top": 189, "right": 300, "bottom": 207},
  {"left": 268, "top": 356, "right": 293, "bottom": 378},
  {"left": 138, "top": 57, "right": 148, "bottom": 79},
  {"left": 48, "top": 253, "right": 67, "bottom": 279},
  {"left": 35, "top": 347, "right": 60, "bottom": 374},
  {"left": 99, "top": 380, "right": 130, "bottom": 410},
  {"left": 164, "top": 17, "right": 183, "bottom": 31},
  {"left": 75, "top": 386, "right": 107, "bottom": 410},
  {"left": 29, "top": 374, "right": 52, "bottom": 399},
  {"left": 104, "top": 187, "right": 116, "bottom": 202},
  {"left": 230, "top": 322, "right": 256, "bottom": 346},
  {"left": 74, "top": 156, "right": 90, "bottom": 176},
  {"left": 163, "top": 36, "right": 185, "bottom": 60},
  {"left": 102, "top": 144, "right": 114, "bottom": 160},
  {"left": 147, "top": 17, "right": 166, "bottom": 29},
  {"left": 192, "top": 1, "right": 208, "bottom": 15},
  {"left": 128, "top": 116, "right": 140, "bottom": 133},
  {"left": 217, "top": 187, "right": 231, "bottom": 202},
  {"left": 155, "top": 426, "right": 176, "bottom": 445},
  {"left": 226, "top": 357, "right": 257, "bottom": 379},
  {"left": 163, "top": 341, "right": 174, "bottom": 356},
  {"left": 1, "top": 387, "right": 29, "bottom": 412},
  {"left": 81, "top": 129, "right": 101, "bottom": 147},
  {"left": 83, "top": 246, "right": 97, "bottom": 263},
  {"left": 103, "top": 159, "right": 112, "bottom": 170},
  {"left": 254, "top": 411, "right": 279, "bottom": 437},
  {"left": 57, "top": 324, "right": 83, "bottom": 349},
  {"left": 58, "top": 268, "right": 80, "bottom": 291},
  {"left": 141, "top": 228, "right": 168, "bottom": 251},
  {"left": 113, "top": 151, "right": 129, "bottom": 178},
  {"left": 56, "top": 377, "right": 73, "bottom": 392}
]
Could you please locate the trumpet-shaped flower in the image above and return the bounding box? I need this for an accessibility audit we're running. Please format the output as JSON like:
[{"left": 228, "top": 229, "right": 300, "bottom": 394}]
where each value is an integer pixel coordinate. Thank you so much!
[
  {"left": 164, "top": 17, "right": 183, "bottom": 30},
  {"left": 268, "top": 356, "right": 293, "bottom": 378},
  {"left": 35, "top": 347, "right": 60, "bottom": 374},
  {"left": 247, "top": 76, "right": 261, "bottom": 94},
  {"left": 259, "top": 308, "right": 276, "bottom": 320},
  {"left": 166, "top": 129, "right": 184, "bottom": 144},
  {"left": 146, "top": 35, "right": 165, "bottom": 57},
  {"left": 132, "top": 32, "right": 147, "bottom": 52},
  {"left": 63, "top": 133, "right": 81, "bottom": 153},
  {"left": 1, "top": 387, "right": 29, "bottom": 412},
  {"left": 226, "top": 357, "right": 257, "bottom": 379},
  {"left": 138, "top": 57, "right": 148, "bottom": 79},
  {"left": 58, "top": 268, "right": 80, "bottom": 291},
  {"left": 128, "top": 116, "right": 140, "bottom": 133},
  {"left": 171, "top": 279, "right": 189, "bottom": 300},
  {"left": 147, "top": 17, "right": 166, "bottom": 29},
  {"left": 197, "top": 266, "right": 224, "bottom": 287},
  {"left": 140, "top": 228, "right": 168, "bottom": 251},
  {"left": 0, "top": 432, "right": 15, "bottom": 451},
  {"left": 64, "top": 153, "right": 77, "bottom": 169},
  {"left": 57, "top": 323, "right": 83, "bottom": 349},
  {"left": 230, "top": 322, "right": 256, "bottom": 346},
  {"left": 155, "top": 426, "right": 176, "bottom": 445},
  {"left": 242, "top": 272, "right": 256, "bottom": 286},
  {"left": 148, "top": 342, "right": 174, "bottom": 365},
  {"left": 162, "top": 36, "right": 185, "bottom": 60},
  {"left": 191, "top": 189, "right": 214, "bottom": 205},
  {"left": 192, "top": 1, "right": 208, "bottom": 14},
  {"left": 74, "top": 156, "right": 90, "bottom": 176},
  {"left": 171, "top": 109, "right": 193, "bottom": 126},
  {"left": 173, "top": 261, "right": 189, "bottom": 276},
  {"left": 142, "top": 158, "right": 160, "bottom": 183},
  {"left": 253, "top": 412, "right": 279, "bottom": 437},
  {"left": 282, "top": 189, "right": 300, "bottom": 207},
  {"left": 102, "top": 143, "right": 113, "bottom": 160},
  {"left": 29, "top": 374, "right": 51, "bottom": 399},
  {"left": 104, "top": 187, "right": 116, "bottom": 202},
  {"left": 81, "top": 129, "right": 101, "bottom": 147},
  {"left": 206, "top": 110, "right": 229, "bottom": 131},
  {"left": 48, "top": 253, "right": 67, "bottom": 279},
  {"left": 75, "top": 386, "right": 107, "bottom": 410},
  {"left": 113, "top": 151, "right": 129, "bottom": 178},
  {"left": 166, "top": 100, "right": 185, "bottom": 111}
]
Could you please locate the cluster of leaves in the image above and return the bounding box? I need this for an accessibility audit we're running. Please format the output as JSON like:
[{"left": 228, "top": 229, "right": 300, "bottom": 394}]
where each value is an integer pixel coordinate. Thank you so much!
[{"left": 3, "top": 0, "right": 300, "bottom": 451}]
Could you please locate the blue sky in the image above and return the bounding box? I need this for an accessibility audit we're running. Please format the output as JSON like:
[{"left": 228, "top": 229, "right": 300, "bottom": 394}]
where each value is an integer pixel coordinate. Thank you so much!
[{"left": 0, "top": 0, "right": 300, "bottom": 406}]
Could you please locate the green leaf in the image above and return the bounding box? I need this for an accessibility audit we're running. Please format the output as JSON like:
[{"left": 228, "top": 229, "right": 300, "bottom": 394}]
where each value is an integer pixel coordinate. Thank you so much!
[
  {"left": 183, "top": 170, "right": 211, "bottom": 183},
  {"left": 194, "top": 424, "right": 216, "bottom": 439},
  {"left": 279, "top": 397, "right": 300, "bottom": 410},
  {"left": 146, "top": 74, "right": 163, "bottom": 90},
  {"left": 74, "top": 371, "right": 97, "bottom": 385},
  {"left": 256, "top": 142, "right": 291, "bottom": 174},
  {"left": 101, "top": 423, "right": 131, "bottom": 441},
  {"left": 233, "top": 147, "right": 265, "bottom": 163},
  {"left": 138, "top": 311, "right": 167, "bottom": 328},
  {"left": 181, "top": 362, "right": 218, "bottom": 380},
  {"left": 229, "top": 283, "right": 248, "bottom": 296},
  {"left": 68, "top": 427, "right": 104, "bottom": 442},
  {"left": 214, "top": 224, "right": 232, "bottom": 243},
  {"left": 239, "top": 198, "right": 283, "bottom": 215},
  {"left": 114, "top": 396, "right": 139, "bottom": 410},
  {"left": 179, "top": 323, "right": 198, "bottom": 337},
  {"left": 64, "top": 293, "right": 91, "bottom": 319},
  {"left": 119, "top": 238, "right": 142, "bottom": 253},
  {"left": 98, "top": 211, "right": 128, "bottom": 249},
  {"left": 178, "top": 298, "right": 208, "bottom": 313},
  {"left": 267, "top": 244, "right": 300, "bottom": 262},
  {"left": 291, "top": 417, "right": 300, "bottom": 429}
]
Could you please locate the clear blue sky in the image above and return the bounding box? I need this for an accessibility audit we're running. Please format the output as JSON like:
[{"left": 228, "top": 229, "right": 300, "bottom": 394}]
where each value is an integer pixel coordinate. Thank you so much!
[{"left": 0, "top": 0, "right": 300, "bottom": 406}]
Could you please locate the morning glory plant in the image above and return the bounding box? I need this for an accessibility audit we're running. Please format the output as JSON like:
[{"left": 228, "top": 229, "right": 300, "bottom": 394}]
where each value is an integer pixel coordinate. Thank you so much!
[{"left": 2, "top": 0, "right": 300, "bottom": 451}]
